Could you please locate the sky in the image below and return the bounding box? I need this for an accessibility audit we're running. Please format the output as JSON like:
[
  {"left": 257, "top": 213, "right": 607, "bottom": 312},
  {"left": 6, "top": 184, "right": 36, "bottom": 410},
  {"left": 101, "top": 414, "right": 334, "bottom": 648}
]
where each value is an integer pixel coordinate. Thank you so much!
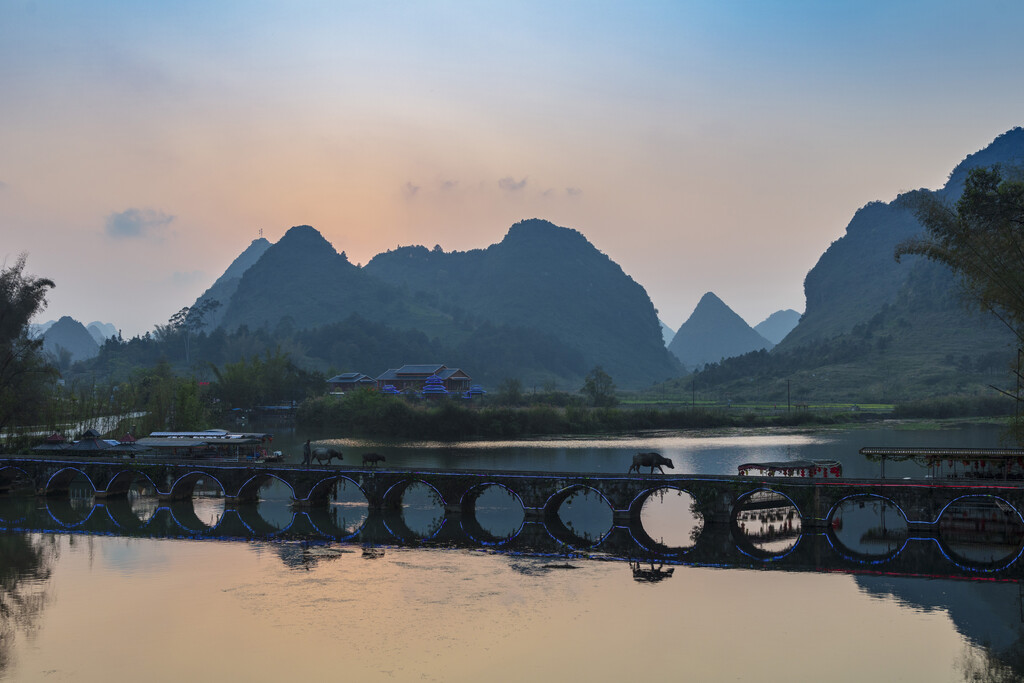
[{"left": 3, "top": 1, "right": 1024, "bottom": 337}]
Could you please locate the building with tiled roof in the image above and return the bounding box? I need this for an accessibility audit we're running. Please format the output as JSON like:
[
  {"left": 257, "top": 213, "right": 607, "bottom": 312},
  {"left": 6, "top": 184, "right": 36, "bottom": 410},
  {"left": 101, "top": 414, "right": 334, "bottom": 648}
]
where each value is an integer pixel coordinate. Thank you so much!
[
  {"left": 326, "top": 372, "right": 377, "bottom": 392},
  {"left": 375, "top": 364, "right": 472, "bottom": 393}
]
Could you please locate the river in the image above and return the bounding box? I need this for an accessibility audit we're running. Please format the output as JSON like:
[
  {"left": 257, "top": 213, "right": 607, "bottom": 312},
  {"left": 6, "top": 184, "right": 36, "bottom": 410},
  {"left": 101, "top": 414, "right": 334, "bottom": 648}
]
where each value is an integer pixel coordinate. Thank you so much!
[{"left": 0, "top": 421, "right": 1020, "bottom": 681}]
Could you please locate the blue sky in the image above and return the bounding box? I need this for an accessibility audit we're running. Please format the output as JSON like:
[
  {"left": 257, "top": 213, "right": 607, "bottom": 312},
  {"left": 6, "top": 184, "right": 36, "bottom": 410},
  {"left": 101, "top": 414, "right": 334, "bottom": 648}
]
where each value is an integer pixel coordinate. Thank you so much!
[{"left": 2, "top": 1, "right": 1023, "bottom": 335}]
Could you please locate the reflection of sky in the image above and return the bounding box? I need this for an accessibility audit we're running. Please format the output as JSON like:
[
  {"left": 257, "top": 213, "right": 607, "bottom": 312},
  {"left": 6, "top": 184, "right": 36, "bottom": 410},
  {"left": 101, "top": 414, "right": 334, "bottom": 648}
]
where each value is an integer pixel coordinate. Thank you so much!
[
  {"left": 6, "top": 535, "right": 984, "bottom": 681},
  {"left": 315, "top": 423, "right": 1005, "bottom": 477}
]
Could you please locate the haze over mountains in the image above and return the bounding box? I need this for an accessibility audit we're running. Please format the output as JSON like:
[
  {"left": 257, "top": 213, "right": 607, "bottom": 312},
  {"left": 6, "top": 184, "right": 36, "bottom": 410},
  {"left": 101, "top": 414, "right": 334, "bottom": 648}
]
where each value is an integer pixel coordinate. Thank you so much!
[{"left": 46, "top": 125, "right": 1024, "bottom": 401}]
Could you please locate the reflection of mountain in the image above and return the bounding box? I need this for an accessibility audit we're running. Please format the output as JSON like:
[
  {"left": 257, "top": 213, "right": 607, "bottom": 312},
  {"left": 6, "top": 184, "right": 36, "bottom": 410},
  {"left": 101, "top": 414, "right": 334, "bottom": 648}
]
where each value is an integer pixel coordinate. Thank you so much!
[
  {"left": 0, "top": 533, "right": 58, "bottom": 673},
  {"left": 856, "top": 576, "right": 1024, "bottom": 665}
]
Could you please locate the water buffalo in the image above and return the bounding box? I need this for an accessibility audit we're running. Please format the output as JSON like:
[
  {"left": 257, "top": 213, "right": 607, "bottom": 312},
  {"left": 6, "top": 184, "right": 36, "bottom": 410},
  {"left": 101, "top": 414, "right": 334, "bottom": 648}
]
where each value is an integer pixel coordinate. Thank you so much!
[
  {"left": 362, "top": 453, "right": 386, "bottom": 467},
  {"left": 311, "top": 447, "right": 343, "bottom": 465},
  {"left": 628, "top": 451, "right": 674, "bottom": 474}
]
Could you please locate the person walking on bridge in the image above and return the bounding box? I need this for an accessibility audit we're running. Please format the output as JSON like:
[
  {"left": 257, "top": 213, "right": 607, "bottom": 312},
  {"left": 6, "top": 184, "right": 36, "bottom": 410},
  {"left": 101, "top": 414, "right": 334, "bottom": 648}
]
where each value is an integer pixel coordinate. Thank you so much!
[{"left": 302, "top": 439, "right": 311, "bottom": 466}]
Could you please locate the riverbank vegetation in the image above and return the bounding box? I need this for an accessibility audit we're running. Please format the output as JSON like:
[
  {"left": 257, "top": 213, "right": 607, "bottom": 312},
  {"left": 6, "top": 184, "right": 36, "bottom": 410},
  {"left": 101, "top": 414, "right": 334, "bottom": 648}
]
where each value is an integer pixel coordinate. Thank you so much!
[{"left": 296, "top": 389, "right": 872, "bottom": 439}]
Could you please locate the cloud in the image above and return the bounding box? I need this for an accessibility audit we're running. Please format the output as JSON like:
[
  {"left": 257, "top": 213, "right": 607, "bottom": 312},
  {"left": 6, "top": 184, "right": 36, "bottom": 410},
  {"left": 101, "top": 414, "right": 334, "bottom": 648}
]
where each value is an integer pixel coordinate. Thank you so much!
[
  {"left": 566, "top": 187, "right": 582, "bottom": 197},
  {"left": 402, "top": 181, "right": 420, "bottom": 199},
  {"left": 105, "top": 208, "right": 174, "bottom": 239},
  {"left": 498, "top": 177, "right": 527, "bottom": 192},
  {"left": 0, "top": 180, "right": 8, "bottom": 192}
]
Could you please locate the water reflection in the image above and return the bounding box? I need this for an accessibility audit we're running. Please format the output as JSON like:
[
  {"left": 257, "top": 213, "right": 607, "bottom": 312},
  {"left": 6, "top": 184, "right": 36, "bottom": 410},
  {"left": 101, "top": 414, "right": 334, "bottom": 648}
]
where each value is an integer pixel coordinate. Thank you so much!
[
  {"left": 461, "top": 484, "right": 524, "bottom": 544},
  {"left": 733, "top": 490, "right": 802, "bottom": 558},
  {"left": 0, "top": 533, "right": 57, "bottom": 674},
  {"left": 552, "top": 487, "right": 613, "bottom": 548},
  {"left": 830, "top": 496, "right": 908, "bottom": 561},
  {"left": 391, "top": 482, "right": 445, "bottom": 540},
  {"left": 638, "top": 488, "right": 702, "bottom": 550}
]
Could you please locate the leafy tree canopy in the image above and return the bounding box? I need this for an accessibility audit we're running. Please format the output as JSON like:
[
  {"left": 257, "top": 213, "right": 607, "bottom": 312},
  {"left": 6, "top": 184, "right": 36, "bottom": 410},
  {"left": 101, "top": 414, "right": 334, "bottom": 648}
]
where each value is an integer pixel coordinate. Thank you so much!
[{"left": 0, "top": 255, "right": 56, "bottom": 435}]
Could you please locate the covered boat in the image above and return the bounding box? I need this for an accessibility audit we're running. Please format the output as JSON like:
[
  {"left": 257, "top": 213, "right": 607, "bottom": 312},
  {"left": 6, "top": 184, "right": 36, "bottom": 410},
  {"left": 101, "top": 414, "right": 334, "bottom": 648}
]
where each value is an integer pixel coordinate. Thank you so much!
[{"left": 737, "top": 460, "right": 842, "bottom": 478}]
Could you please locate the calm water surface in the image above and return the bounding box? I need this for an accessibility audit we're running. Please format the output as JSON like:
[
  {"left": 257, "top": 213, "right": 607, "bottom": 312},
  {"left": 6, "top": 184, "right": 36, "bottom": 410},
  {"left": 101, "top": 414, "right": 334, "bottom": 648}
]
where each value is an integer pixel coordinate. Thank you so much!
[{"left": 1, "top": 423, "right": 1020, "bottom": 682}]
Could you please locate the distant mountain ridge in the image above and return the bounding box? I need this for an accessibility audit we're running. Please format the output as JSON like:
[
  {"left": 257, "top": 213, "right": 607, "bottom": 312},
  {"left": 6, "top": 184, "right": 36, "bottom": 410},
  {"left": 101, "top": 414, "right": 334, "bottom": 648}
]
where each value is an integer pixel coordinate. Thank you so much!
[
  {"left": 201, "top": 219, "right": 680, "bottom": 387},
  {"left": 754, "top": 309, "right": 800, "bottom": 345},
  {"left": 783, "top": 127, "right": 1024, "bottom": 351},
  {"left": 668, "top": 292, "right": 773, "bottom": 368},
  {"left": 675, "top": 127, "right": 1024, "bottom": 403}
]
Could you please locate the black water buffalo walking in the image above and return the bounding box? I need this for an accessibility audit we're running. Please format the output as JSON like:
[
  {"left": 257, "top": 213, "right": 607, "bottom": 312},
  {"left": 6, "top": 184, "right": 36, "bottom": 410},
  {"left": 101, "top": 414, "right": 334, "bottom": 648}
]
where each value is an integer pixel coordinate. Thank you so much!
[
  {"left": 311, "top": 447, "right": 344, "bottom": 465},
  {"left": 362, "top": 453, "right": 386, "bottom": 467},
  {"left": 628, "top": 452, "right": 674, "bottom": 474}
]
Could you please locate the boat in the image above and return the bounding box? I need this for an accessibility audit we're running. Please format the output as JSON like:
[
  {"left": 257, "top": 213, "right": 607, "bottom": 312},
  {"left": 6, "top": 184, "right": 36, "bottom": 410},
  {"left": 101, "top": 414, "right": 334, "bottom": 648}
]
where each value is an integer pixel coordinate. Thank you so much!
[
  {"left": 737, "top": 459, "right": 842, "bottom": 478},
  {"left": 135, "top": 429, "right": 274, "bottom": 461}
]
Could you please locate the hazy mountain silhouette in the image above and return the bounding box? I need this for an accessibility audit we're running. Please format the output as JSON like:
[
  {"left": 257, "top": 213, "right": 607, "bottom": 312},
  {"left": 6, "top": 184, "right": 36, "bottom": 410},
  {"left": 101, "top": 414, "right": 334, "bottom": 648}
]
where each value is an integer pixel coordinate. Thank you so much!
[
  {"left": 668, "top": 292, "right": 773, "bottom": 368},
  {"left": 43, "top": 316, "right": 99, "bottom": 364},
  {"left": 365, "top": 219, "right": 680, "bottom": 384},
  {"left": 191, "top": 237, "right": 271, "bottom": 330},
  {"left": 660, "top": 320, "right": 676, "bottom": 346},
  {"left": 677, "top": 128, "right": 1024, "bottom": 403},
  {"left": 783, "top": 127, "right": 1024, "bottom": 351},
  {"left": 754, "top": 309, "right": 801, "bottom": 345},
  {"left": 86, "top": 321, "right": 117, "bottom": 345}
]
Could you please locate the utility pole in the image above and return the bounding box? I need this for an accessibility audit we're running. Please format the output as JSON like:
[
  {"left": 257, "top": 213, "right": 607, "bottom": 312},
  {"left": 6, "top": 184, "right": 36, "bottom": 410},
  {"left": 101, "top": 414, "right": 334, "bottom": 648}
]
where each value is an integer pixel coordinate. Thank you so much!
[{"left": 787, "top": 379, "right": 791, "bottom": 412}]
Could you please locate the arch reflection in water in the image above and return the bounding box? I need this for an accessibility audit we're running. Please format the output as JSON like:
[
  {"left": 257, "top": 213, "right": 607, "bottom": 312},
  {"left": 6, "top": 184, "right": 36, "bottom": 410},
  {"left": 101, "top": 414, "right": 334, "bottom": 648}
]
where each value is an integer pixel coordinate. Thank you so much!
[
  {"left": 733, "top": 490, "right": 802, "bottom": 558},
  {"left": 638, "top": 487, "right": 703, "bottom": 551},
  {"left": 462, "top": 484, "right": 524, "bottom": 544},
  {"left": 47, "top": 477, "right": 96, "bottom": 528},
  {"left": 247, "top": 478, "right": 296, "bottom": 532},
  {"left": 127, "top": 481, "right": 159, "bottom": 524},
  {"left": 829, "top": 496, "right": 908, "bottom": 561},
  {"left": 319, "top": 479, "right": 370, "bottom": 537},
  {"left": 938, "top": 495, "right": 1024, "bottom": 569},
  {"left": 553, "top": 487, "right": 613, "bottom": 548},
  {"left": 394, "top": 482, "right": 445, "bottom": 540}
]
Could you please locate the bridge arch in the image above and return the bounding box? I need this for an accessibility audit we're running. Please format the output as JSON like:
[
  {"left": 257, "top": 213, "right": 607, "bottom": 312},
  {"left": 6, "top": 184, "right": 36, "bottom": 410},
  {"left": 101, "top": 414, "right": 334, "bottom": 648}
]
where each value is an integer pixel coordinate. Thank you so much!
[
  {"left": 235, "top": 472, "right": 297, "bottom": 503},
  {"left": 304, "top": 474, "right": 368, "bottom": 507},
  {"left": 167, "top": 471, "right": 227, "bottom": 500},
  {"left": 628, "top": 485, "right": 704, "bottom": 556},
  {"left": 544, "top": 484, "right": 614, "bottom": 549},
  {"left": 0, "top": 465, "right": 32, "bottom": 493},
  {"left": 44, "top": 467, "right": 98, "bottom": 497},
  {"left": 731, "top": 488, "right": 804, "bottom": 561},
  {"left": 459, "top": 482, "right": 526, "bottom": 545},
  {"left": 102, "top": 469, "right": 160, "bottom": 498},
  {"left": 825, "top": 493, "right": 910, "bottom": 564},
  {"left": 381, "top": 478, "right": 447, "bottom": 509},
  {"left": 935, "top": 494, "right": 1024, "bottom": 572}
]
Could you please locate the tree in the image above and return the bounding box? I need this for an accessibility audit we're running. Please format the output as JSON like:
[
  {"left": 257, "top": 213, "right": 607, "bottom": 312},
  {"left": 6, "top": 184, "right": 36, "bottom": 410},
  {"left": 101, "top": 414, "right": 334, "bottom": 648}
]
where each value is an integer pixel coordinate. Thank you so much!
[
  {"left": 897, "top": 166, "right": 1024, "bottom": 341},
  {"left": 0, "top": 255, "right": 56, "bottom": 437},
  {"left": 580, "top": 365, "right": 617, "bottom": 407},
  {"left": 897, "top": 166, "right": 1024, "bottom": 441}
]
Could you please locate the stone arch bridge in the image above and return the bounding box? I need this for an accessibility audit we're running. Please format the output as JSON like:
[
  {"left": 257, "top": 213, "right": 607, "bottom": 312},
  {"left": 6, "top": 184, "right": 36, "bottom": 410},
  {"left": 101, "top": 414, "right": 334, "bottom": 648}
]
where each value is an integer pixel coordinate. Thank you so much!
[{"left": 4, "top": 454, "right": 1024, "bottom": 533}]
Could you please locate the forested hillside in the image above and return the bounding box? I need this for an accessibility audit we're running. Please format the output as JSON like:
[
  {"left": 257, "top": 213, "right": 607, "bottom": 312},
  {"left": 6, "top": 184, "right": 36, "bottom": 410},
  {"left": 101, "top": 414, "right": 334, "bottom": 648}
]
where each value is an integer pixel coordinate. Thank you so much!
[{"left": 365, "top": 219, "right": 679, "bottom": 385}]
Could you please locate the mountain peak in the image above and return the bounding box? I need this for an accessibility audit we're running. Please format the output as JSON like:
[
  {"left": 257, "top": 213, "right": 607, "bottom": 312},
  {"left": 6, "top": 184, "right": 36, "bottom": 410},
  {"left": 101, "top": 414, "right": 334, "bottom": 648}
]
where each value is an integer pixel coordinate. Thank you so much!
[
  {"left": 668, "top": 292, "right": 772, "bottom": 368},
  {"left": 501, "top": 218, "right": 589, "bottom": 248}
]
